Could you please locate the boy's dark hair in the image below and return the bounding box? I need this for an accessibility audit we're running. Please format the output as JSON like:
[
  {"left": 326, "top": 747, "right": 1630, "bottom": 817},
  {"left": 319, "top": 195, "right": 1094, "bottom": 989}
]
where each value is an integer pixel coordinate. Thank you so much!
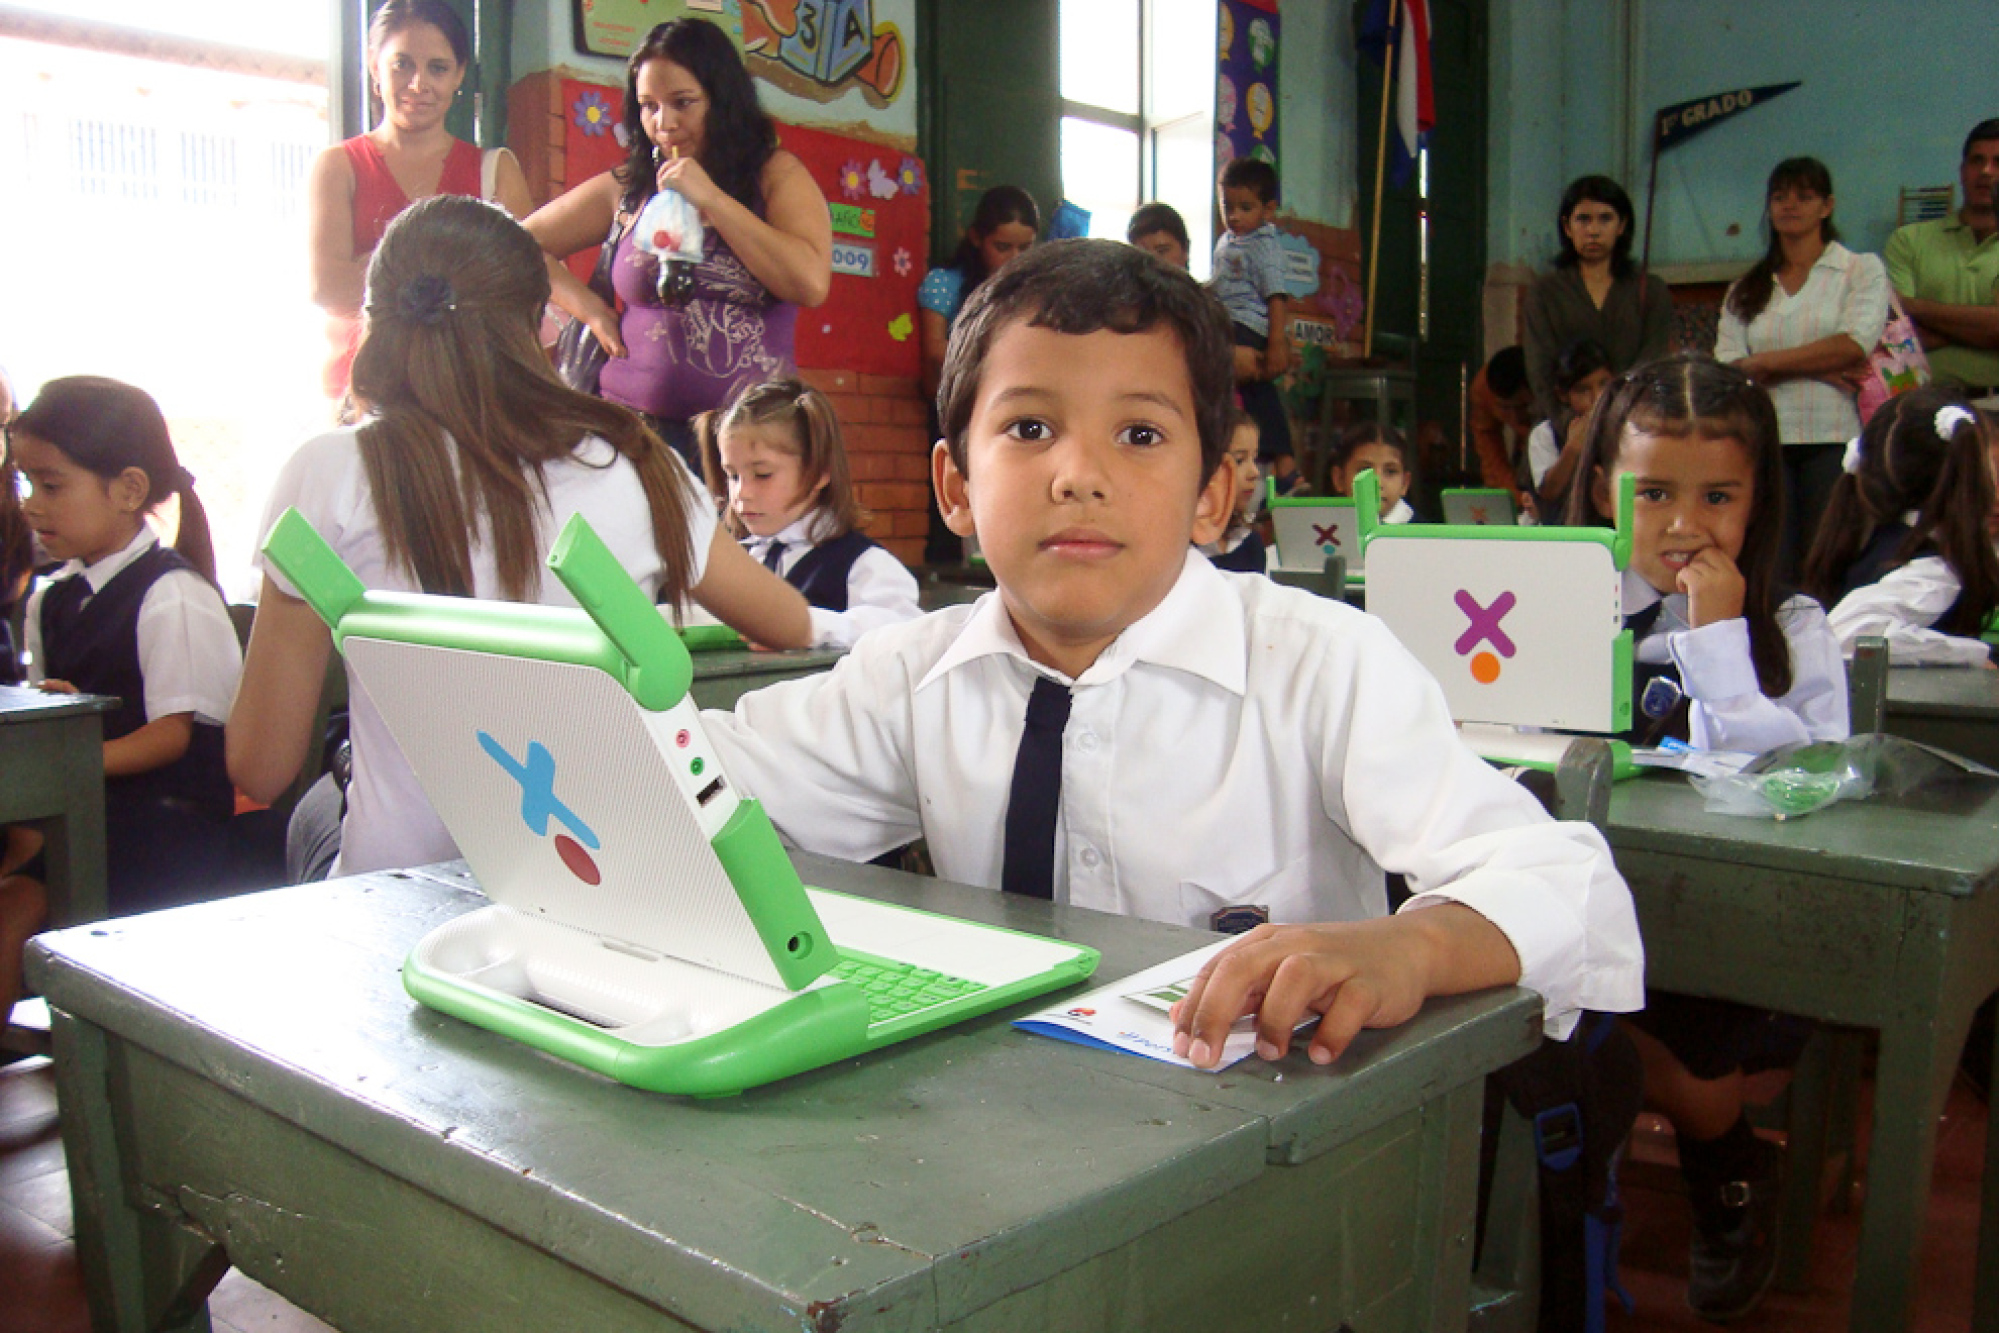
[
  {"left": 1486, "top": 345, "right": 1529, "bottom": 399},
  {"left": 937, "top": 239, "right": 1232, "bottom": 486},
  {"left": 1551, "top": 339, "right": 1612, "bottom": 397},
  {"left": 1126, "top": 202, "right": 1190, "bottom": 252},
  {"left": 1554, "top": 175, "right": 1638, "bottom": 278},
  {"left": 1802, "top": 386, "right": 1999, "bottom": 637},
  {"left": 1328, "top": 420, "right": 1410, "bottom": 470},
  {"left": 1219, "top": 157, "right": 1279, "bottom": 205},
  {"left": 1964, "top": 118, "right": 1999, "bottom": 160},
  {"left": 1563, "top": 354, "right": 1793, "bottom": 697}
]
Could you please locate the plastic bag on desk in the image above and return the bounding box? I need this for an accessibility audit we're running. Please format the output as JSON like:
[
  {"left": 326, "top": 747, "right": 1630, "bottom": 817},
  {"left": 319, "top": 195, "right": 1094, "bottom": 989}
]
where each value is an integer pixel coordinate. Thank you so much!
[
  {"left": 1689, "top": 733, "right": 1996, "bottom": 819},
  {"left": 632, "top": 186, "right": 703, "bottom": 306}
]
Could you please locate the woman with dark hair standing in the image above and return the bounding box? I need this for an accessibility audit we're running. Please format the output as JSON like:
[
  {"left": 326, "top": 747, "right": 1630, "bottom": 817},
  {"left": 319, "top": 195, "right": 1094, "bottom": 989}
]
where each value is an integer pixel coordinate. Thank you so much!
[
  {"left": 308, "top": 0, "right": 534, "bottom": 403},
  {"left": 1716, "top": 157, "right": 1888, "bottom": 575},
  {"left": 1522, "top": 175, "right": 1673, "bottom": 420},
  {"left": 526, "top": 17, "right": 832, "bottom": 465},
  {"left": 916, "top": 186, "right": 1038, "bottom": 561}
]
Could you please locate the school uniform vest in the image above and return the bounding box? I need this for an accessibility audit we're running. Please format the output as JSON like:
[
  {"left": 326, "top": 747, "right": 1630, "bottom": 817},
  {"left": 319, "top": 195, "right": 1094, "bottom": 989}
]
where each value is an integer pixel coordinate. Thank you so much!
[
  {"left": 1839, "top": 521, "right": 1965, "bottom": 629},
  {"left": 38, "top": 544, "right": 234, "bottom": 823},
  {"left": 784, "top": 530, "right": 876, "bottom": 612},
  {"left": 1207, "top": 531, "right": 1267, "bottom": 574}
]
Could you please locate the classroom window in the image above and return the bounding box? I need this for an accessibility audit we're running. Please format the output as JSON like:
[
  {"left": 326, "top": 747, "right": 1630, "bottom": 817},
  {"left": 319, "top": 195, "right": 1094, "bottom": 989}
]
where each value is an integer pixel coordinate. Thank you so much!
[{"left": 1058, "top": 0, "right": 1217, "bottom": 273}]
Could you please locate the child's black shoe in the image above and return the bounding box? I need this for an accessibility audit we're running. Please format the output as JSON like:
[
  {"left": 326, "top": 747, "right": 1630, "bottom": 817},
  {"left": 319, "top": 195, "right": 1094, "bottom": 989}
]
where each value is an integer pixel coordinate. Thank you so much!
[{"left": 1685, "top": 1138, "right": 1781, "bottom": 1323}]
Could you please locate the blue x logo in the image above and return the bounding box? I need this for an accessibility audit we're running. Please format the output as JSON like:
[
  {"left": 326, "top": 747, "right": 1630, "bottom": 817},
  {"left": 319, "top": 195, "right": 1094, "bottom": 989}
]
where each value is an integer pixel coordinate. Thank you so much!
[{"left": 476, "top": 732, "right": 600, "bottom": 849}]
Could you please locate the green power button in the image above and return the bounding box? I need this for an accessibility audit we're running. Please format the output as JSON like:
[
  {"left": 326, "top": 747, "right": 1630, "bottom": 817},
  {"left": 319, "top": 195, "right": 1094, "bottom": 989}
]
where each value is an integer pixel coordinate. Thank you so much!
[{"left": 690, "top": 757, "right": 705, "bottom": 776}]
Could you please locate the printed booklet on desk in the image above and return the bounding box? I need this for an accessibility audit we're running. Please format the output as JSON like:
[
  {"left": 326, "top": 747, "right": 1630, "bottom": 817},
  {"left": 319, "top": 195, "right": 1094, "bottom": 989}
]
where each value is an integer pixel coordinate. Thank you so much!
[{"left": 1016, "top": 939, "right": 1313, "bottom": 1072}]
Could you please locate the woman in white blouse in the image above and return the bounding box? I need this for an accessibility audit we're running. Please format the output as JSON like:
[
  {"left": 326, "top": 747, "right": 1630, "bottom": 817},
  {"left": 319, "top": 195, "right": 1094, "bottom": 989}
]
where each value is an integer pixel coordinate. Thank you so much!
[{"left": 1715, "top": 157, "right": 1888, "bottom": 577}]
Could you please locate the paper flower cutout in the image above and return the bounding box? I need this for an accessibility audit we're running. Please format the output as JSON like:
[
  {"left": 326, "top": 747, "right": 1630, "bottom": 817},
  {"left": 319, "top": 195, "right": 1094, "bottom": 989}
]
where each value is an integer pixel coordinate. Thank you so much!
[
  {"left": 888, "top": 312, "right": 913, "bottom": 343},
  {"left": 573, "top": 90, "right": 613, "bottom": 137},
  {"left": 838, "top": 159, "right": 866, "bottom": 200},
  {"left": 867, "top": 160, "right": 898, "bottom": 199},
  {"left": 898, "top": 156, "right": 924, "bottom": 196},
  {"left": 892, "top": 246, "right": 912, "bottom": 277}
]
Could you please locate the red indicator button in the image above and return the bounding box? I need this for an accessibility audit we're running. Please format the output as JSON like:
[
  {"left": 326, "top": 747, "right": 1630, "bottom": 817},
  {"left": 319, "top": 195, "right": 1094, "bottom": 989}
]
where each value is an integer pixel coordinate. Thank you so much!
[{"left": 676, "top": 729, "right": 691, "bottom": 748}]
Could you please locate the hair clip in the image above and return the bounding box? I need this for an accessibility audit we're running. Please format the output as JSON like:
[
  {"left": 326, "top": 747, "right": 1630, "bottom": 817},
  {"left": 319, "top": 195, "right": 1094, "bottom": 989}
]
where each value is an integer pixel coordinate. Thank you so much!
[
  {"left": 1841, "top": 434, "right": 1864, "bottom": 475},
  {"left": 1935, "top": 405, "right": 1977, "bottom": 439},
  {"left": 397, "top": 274, "right": 457, "bottom": 326}
]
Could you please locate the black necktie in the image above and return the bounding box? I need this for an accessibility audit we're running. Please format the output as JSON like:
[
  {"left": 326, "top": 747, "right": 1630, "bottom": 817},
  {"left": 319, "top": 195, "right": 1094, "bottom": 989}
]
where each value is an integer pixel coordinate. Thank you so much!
[
  {"left": 1001, "top": 676, "right": 1073, "bottom": 899},
  {"left": 761, "top": 540, "right": 787, "bottom": 573},
  {"left": 39, "top": 573, "right": 92, "bottom": 642},
  {"left": 1625, "top": 600, "right": 1664, "bottom": 639}
]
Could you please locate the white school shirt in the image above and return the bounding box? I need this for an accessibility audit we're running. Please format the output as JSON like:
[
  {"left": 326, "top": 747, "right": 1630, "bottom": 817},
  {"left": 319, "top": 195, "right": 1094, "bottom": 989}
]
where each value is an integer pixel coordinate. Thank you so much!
[
  {"left": 1825, "top": 549, "right": 1990, "bottom": 667},
  {"left": 1622, "top": 569, "right": 1848, "bottom": 752},
  {"left": 1527, "top": 420, "right": 1562, "bottom": 489},
  {"left": 1713, "top": 242, "right": 1889, "bottom": 446},
  {"left": 1382, "top": 498, "right": 1416, "bottom": 525},
  {"left": 741, "top": 511, "right": 922, "bottom": 649},
  {"left": 257, "top": 426, "right": 716, "bottom": 875},
  {"left": 24, "top": 527, "right": 241, "bottom": 726},
  {"left": 704, "top": 552, "right": 1645, "bottom": 1038}
]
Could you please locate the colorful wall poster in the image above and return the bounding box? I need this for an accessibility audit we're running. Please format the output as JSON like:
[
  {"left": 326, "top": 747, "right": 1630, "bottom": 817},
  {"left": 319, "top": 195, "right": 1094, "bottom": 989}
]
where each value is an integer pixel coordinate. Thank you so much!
[{"left": 1216, "top": 0, "right": 1278, "bottom": 177}]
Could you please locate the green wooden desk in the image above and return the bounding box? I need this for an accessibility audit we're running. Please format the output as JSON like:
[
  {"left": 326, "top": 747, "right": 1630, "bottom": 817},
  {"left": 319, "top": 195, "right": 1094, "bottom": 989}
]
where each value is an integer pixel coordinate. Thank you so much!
[
  {"left": 0, "top": 683, "right": 114, "bottom": 928},
  {"left": 1604, "top": 774, "right": 1999, "bottom": 1332},
  {"left": 29, "top": 855, "right": 1541, "bottom": 1333},
  {"left": 688, "top": 646, "right": 846, "bottom": 711},
  {"left": 1885, "top": 665, "right": 1999, "bottom": 769}
]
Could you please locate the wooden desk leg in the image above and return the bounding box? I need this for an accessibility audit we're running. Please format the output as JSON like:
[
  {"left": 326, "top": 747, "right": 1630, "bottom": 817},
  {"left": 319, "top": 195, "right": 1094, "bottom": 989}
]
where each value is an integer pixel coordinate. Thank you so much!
[
  {"left": 52, "top": 1008, "right": 228, "bottom": 1333},
  {"left": 1847, "top": 1017, "right": 1960, "bottom": 1333},
  {"left": 1975, "top": 1010, "right": 1999, "bottom": 1333}
]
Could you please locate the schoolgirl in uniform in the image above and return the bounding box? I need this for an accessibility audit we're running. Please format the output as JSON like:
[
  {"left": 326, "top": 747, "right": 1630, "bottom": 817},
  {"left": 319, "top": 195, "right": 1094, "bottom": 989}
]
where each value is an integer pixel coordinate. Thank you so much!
[
  {"left": 1803, "top": 386, "right": 1999, "bottom": 665},
  {"left": 15, "top": 376, "right": 242, "bottom": 915},
  {"left": 703, "top": 378, "right": 921, "bottom": 648},
  {"left": 1202, "top": 409, "right": 1268, "bottom": 573},
  {"left": 1565, "top": 353, "right": 1848, "bottom": 1321},
  {"left": 1329, "top": 421, "right": 1418, "bottom": 523}
]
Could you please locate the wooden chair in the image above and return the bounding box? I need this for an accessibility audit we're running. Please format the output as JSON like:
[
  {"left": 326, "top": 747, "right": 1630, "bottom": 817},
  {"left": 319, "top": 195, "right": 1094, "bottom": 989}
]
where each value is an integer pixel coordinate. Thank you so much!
[{"left": 1468, "top": 736, "right": 1617, "bottom": 1333}]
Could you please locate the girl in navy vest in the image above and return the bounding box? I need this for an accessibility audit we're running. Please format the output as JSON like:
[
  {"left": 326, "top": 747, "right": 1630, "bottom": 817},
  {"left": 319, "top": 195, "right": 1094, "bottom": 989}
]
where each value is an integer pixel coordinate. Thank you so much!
[
  {"left": 1804, "top": 386, "right": 1999, "bottom": 666},
  {"left": 1564, "top": 355, "right": 1848, "bottom": 1320},
  {"left": 702, "top": 378, "right": 921, "bottom": 647},
  {"left": 14, "top": 377, "right": 242, "bottom": 916},
  {"left": 1201, "top": 408, "right": 1268, "bottom": 573}
]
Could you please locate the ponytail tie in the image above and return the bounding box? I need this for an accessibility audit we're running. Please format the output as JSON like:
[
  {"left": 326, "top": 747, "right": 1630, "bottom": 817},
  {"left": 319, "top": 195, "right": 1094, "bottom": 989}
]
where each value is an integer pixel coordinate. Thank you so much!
[
  {"left": 1935, "top": 405, "right": 1977, "bottom": 439},
  {"left": 173, "top": 465, "right": 195, "bottom": 492},
  {"left": 396, "top": 274, "right": 457, "bottom": 326},
  {"left": 1841, "top": 435, "right": 1864, "bottom": 476}
]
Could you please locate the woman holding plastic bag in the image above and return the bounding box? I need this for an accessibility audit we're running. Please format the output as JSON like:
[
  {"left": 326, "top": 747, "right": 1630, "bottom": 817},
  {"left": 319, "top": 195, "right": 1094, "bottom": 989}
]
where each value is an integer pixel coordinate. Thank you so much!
[{"left": 526, "top": 18, "right": 831, "bottom": 467}]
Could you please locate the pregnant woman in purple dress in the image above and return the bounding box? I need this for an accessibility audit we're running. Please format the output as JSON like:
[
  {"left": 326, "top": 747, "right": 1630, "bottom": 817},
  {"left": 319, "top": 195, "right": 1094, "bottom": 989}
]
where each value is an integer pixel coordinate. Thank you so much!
[{"left": 527, "top": 17, "right": 831, "bottom": 464}]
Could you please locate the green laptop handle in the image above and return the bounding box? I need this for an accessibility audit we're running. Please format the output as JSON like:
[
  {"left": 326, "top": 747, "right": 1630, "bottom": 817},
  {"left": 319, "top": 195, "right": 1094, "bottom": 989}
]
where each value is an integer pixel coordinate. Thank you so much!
[
  {"left": 547, "top": 513, "right": 693, "bottom": 712},
  {"left": 1354, "top": 469, "right": 1635, "bottom": 568},
  {"left": 261, "top": 508, "right": 695, "bottom": 713}
]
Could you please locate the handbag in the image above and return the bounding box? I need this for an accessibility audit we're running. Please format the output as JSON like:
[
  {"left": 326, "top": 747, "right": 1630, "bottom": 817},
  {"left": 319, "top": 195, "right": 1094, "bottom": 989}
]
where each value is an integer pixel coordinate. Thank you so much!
[
  {"left": 554, "top": 212, "right": 629, "bottom": 395},
  {"left": 1856, "top": 286, "right": 1931, "bottom": 426}
]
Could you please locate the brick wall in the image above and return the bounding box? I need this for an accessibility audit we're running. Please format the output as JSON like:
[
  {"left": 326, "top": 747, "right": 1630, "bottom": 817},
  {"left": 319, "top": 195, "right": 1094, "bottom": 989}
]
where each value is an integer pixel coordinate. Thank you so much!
[{"left": 800, "top": 370, "right": 934, "bottom": 567}]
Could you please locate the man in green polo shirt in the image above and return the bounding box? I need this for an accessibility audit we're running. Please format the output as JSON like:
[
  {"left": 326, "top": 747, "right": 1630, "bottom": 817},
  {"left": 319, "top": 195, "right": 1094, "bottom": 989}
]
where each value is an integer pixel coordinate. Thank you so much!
[{"left": 1887, "top": 118, "right": 1999, "bottom": 396}]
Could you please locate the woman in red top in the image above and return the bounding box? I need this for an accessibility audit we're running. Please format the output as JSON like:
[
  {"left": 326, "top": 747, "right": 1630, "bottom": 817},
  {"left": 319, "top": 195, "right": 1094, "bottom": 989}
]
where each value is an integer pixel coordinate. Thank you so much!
[{"left": 307, "top": 0, "right": 533, "bottom": 403}]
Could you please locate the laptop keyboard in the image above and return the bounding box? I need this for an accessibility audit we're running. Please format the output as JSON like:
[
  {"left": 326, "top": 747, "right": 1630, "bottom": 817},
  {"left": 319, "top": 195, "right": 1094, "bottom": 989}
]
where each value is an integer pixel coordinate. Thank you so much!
[{"left": 832, "top": 951, "right": 987, "bottom": 1025}]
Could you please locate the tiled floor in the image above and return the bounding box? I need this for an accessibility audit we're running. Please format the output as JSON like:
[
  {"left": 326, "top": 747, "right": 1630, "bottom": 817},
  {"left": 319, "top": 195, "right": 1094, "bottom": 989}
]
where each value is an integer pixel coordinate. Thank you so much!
[{"left": 0, "top": 1052, "right": 1986, "bottom": 1331}]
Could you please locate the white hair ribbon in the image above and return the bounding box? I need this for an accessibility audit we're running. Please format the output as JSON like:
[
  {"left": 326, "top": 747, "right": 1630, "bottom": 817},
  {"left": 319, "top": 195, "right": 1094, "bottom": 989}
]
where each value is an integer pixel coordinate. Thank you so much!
[
  {"left": 1841, "top": 435, "right": 1865, "bottom": 475},
  {"left": 1935, "top": 405, "right": 1978, "bottom": 439}
]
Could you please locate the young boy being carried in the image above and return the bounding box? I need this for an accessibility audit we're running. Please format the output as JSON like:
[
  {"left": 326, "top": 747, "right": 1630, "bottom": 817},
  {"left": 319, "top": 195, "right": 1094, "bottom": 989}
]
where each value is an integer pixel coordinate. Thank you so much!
[{"left": 702, "top": 240, "right": 1642, "bottom": 1066}]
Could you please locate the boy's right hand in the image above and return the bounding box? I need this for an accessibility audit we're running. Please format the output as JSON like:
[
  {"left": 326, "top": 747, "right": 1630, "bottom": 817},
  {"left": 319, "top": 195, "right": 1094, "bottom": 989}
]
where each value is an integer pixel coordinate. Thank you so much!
[{"left": 1169, "top": 917, "right": 1435, "bottom": 1069}]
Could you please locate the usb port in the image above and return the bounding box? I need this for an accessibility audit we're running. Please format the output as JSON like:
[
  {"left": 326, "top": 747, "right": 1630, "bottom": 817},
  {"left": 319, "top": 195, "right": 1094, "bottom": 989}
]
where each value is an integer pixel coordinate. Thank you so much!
[{"left": 696, "top": 776, "right": 726, "bottom": 806}]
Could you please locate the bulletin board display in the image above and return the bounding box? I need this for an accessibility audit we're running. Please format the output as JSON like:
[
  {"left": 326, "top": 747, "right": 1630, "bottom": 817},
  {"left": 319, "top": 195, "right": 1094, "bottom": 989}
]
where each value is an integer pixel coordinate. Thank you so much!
[
  {"left": 573, "top": 0, "right": 740, "bottom": 61},
  {"left": 557, "top": 77, "right": 927, "bottom": 377},
  {"left": 1217, "top": 0, "right": 1278, "bottom": 176}
]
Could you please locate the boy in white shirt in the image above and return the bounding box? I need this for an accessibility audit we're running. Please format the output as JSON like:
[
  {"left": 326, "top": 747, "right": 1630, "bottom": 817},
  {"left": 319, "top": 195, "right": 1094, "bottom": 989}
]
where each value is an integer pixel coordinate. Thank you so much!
[{"left": 703, "top": 240, "right": 1642, "bottom": 1068}]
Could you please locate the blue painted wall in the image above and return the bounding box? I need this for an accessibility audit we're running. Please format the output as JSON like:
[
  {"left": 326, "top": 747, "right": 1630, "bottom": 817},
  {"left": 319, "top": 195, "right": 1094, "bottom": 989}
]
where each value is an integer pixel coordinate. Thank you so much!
[{"left": 1490, "top": 0, "right": 1992, "bottom": 272}]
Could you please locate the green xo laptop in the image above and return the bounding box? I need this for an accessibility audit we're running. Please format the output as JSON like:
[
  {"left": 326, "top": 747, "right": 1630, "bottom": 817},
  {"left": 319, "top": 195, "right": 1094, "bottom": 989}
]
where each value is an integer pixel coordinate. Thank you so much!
[{"left": 262, "top": 510, "right": 1099, "bottom": 1097}]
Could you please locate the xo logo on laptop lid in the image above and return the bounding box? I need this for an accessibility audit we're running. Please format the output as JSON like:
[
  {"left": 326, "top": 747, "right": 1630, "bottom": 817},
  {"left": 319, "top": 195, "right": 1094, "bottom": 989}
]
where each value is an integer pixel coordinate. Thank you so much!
[
  {"left": 1313, "top": 521, "right": 1342, "bottom": 552},
  {"left": 1453, "top": 589, "right": 1517, "bottom": 684},
  {"left": 478, "top": 731, "right": 603, "bottom": 886}
]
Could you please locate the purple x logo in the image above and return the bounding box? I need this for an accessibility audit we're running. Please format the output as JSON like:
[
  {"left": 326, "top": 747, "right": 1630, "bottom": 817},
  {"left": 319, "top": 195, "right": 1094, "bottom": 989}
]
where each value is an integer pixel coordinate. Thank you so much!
[
  {"left": 1453, "top": 590, "right": 1517, "bottom": 657},
  {"left": 1312, "top": 522, "right": 1341, "bottom": 548}
]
